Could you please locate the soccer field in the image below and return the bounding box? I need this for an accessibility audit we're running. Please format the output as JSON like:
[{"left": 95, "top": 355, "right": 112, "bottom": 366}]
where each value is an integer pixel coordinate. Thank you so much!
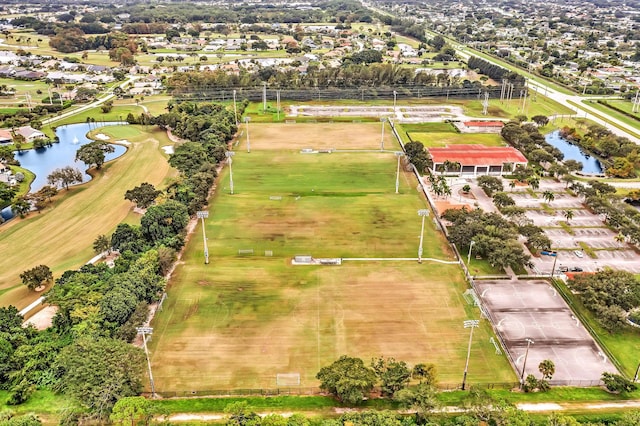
[{"left": 149, "top": 123, "right": 516, "bottom": 392}]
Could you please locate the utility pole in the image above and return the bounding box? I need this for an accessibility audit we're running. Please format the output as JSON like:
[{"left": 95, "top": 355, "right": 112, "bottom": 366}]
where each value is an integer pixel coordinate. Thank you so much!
[
  {"left": 461, "top": 319, "right": 479, "bottom": 390},
  {"left": 262, "top": 82, "right": 267, "bottom": 112},
  {"left": 136, "top": 327, "right": 156, "bottom": 396},
  {"left": 196, "top": 211, "right": 209, "bottom": 264},
  {"left": 467, "top": 240, "right": 476, "bottom": 266}
]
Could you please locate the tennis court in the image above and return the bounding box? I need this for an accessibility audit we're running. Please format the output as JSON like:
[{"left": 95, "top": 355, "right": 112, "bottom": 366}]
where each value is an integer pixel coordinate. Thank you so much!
[{"left": 475, "top": 279, "right": 617, "bottom": 384}]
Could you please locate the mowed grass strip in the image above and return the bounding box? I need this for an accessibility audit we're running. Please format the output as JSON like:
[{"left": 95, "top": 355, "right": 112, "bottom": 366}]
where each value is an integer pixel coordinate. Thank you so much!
[
  {"left": 150, "top": 123, "right": 515, "bottom": 392},
  {"left": 0, "top": 126, "right": 176, "bottom": 309}
]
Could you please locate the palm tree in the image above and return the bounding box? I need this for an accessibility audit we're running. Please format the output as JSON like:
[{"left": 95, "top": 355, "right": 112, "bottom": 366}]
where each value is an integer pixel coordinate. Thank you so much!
[
  {"left": 563, "top": 209, "right": 574, "bottom": 224},
  {"left": 528, "top": 176, "right": 540, "bottom": 190},
  {"left": 614, "top": 232, "right": 626, "bottom": 244},
  {"left": 542, "top": 190, "right": 555, "bottom": 204},
  {"left": 93, "top": 234, "right": 112, "bottom": 255},
  {"left": 509, "top": 180, "right": 517, "bottom": 192}
]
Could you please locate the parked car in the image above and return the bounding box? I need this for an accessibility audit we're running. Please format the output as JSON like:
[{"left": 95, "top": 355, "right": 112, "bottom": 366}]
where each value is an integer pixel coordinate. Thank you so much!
[
  {"left": 541, "top": 250, "right": 558, "bottom": 257},
  {"left": 570, "top": 267, "right": 584, "bottom": 272},
  {"left": 558, "top": 266, "right": 569, "bottom": 273},
  {"left": 574, "top": 250, "right": 584, "bottom": 258}
]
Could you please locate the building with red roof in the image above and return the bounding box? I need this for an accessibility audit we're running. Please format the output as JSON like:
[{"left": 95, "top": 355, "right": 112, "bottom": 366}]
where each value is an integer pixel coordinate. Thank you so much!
[{"left": 428, "top": 144, "right": 528, "bottom": 176}]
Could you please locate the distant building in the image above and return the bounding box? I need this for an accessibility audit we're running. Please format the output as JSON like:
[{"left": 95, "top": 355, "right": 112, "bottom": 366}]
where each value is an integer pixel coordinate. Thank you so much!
[{"left": 428, "top": 144, "right": 528, "bottom": 176}]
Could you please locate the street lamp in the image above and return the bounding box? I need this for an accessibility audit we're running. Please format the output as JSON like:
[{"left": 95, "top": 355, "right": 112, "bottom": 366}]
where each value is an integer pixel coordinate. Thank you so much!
[
  {"left": 196, "top": 211, "right": 209, "bottom": 264},
  {"left": 225, "top": 151, "right": 235, "bottom": 195},
  {"left": 461, "top": 319, "right": 479, "bottom": 390},
  {"left": 136, "top": 327, "right": 156, "bottom": 396},
  {"left": 520, "top": 338, "right": 535, "bottom": 386},
  {"left": 380, "top": 117, "right": 386, "bottom": 151},
  {"left": 417, "top": 209, "right": 430, "bottom": 263},
  {"left": 467, "top": 240, "right": 476, "bottom": 266},
  {"left": 394, "top": 151, "right": 403, "bottom": 194},
  {"left": 244, "top": 116, "right": 251, "bottom": 153}
]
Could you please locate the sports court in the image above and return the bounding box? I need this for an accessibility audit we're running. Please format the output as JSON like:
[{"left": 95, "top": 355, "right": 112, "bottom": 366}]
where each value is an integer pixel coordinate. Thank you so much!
[{"left": 474, "top": 279, "right": 617, "bottom": 384}]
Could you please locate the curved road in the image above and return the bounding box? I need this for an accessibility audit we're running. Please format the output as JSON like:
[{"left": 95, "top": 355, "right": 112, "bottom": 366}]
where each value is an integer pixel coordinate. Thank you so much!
[{"left": 42, "top": 75, "right": 138, "bottom": 126}]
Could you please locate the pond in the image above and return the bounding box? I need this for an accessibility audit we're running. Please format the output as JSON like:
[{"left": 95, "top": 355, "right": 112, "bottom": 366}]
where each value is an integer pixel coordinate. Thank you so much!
[
  {"left": 545, "top": 130, "right": 603, "bottom": 174},
  {"left": 1, "top": 122, "right": 127, "bottom": 222}
]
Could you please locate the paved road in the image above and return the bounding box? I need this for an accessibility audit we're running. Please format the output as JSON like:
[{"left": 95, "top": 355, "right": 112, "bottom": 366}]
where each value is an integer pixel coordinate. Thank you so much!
[
  {"left": 42, "top": 75, "right": 138, "bottom": 126},
  {"left": 454, "top": 47, "right": 640, "bottom": 144}
]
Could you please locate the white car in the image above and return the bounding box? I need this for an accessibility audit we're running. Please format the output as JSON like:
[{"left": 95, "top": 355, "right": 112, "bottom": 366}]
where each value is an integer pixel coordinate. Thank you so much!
[{"left": 574, "top": 250, "right": 584, "bottom": 258}]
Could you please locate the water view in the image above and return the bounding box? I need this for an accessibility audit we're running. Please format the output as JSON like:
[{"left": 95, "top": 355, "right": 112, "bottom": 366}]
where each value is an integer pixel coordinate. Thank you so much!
[
  {"left": 1, "top": 122, "right": 127, "bottom": 221},
  {"left": 545, "top": 130, "right": 603, "bottom": 174}
]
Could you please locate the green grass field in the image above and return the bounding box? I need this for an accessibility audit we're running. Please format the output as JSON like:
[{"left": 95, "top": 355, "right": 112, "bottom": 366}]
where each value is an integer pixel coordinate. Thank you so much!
[
  {"left": 0, "top": 125, "right": 176, "bottom": 309},
  {"left": 149, "top": 123, "right": 515, "bottom": 393},
  {"left": 397, "top": 122, "right": 506, "bottom": 147}
]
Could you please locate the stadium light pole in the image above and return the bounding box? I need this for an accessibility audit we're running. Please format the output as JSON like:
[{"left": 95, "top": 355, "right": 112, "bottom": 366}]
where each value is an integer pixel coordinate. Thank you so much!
[
  {"left": 550, "top": 252, "right": 559, "bottom": 277},
  {"left": 136, "top": 327, "right": 156, "bottom": 397},
  {"left": 196, "top": 211, "right": 209, "bottom": 264},
  {"left": 467, "top": 240, "right": 476, "bottom": 266},
  {"left": 233, "top": 89, "right": 238, "bottom": 127},
  {"left": 634, "top": 361, "right": 640, "bottom": 382},
  {"left": 520, "top": 338, "right": 535, "bottom": 387},
  {"left": 461, "top": 319, "right": 479, "bottom": 390},
  {"left": 395, "top": 151, "right": 403, "bottom": 194},
  {"left": 417, "top": 209, "right": 429, "bottom": 263},
  {"left": 245, "top": 116, "right": 251, "bottom": 153},
  {"left": 393, "top": 90, "right": 397, "bottom": 109},
  {"left": 380, "top": 117, "right": 386, "bottom": 151},
  {"left": 226, "top": 151, "right": 235, "bottom": 195}
]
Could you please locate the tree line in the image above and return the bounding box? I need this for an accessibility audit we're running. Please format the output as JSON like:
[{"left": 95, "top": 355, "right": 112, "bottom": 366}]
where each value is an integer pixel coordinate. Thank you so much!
[
  {"left": 1, "top": 100, "right": 238, "bottom": 421},
  {"left": 467, "top": 57, "right": 526, "bottom": 84}
]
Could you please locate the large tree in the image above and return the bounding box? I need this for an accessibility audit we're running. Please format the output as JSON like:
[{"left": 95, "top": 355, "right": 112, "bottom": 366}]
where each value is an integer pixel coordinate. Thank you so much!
[
  {"left": 47, "top": 166, "right": 83, "bottom": 190},
  {"left": 125, "top": 182, "right": 162, "bottom": 209},
  {"left": 20, "top": 265, "right": 53, "bottom": 291},
  {"left": 75, "top": 141, "right": 115, "bottom": 170},
  {"left": 316, "top": 355, "right": 377, "bottom": 404},
  {"left": 55, "top": 338, "right": 145, "bottom": 418},
  {"left": 140, "top": 200, "right": 189, "bottom": 247}
]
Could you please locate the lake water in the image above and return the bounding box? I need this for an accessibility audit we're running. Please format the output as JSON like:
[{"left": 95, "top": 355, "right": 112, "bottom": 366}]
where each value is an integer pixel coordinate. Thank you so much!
[
  {"left": 1, "top": 122, "right": 127, "bottom": 221},
  {"left": 545, "top": 130, "right": 603, "bottom": 174}
]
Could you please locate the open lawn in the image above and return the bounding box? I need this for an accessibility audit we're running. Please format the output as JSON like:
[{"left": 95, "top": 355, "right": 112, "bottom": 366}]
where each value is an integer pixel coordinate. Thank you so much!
[
  {"left": 150, "top": 123, "right": 515, "bottom": 393},
  {"left": 0, "top": 126, "right": 176, "bottom": 309}
]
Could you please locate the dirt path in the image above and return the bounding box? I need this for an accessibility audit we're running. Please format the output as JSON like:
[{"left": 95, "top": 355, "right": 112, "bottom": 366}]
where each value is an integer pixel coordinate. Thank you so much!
[{"left": 160, "top": 400, "right": 640, "bottom": 422}]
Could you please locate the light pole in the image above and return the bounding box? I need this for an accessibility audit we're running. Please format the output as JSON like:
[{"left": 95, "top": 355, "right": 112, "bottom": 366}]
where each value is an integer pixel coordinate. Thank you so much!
[
  {"left": 520, "top": 338, "right": 535, "bottom": 386},
  {"left": 467, "top": 240, "right": 476, "bottom": 266},
  {"left": 417, "top": 209, "right": 429, "bottom": 263},
  {"left": 136, "top": 326, "right": 156, "bottom": 396},
  {"left": 245, "top": 116, "right": 251, "bottom": 153},
  {"left": 226, "top": 151, "right": 235, "bottom": 195},
  {"left": 393, "top": 90, "right": 397, "bottom": 109},
  {"left": 550, "top": 252, "right": 558, "bottom": 277},
  {"left": 395, "top": 151, "right": 403, "bottom": 194},
  {"left": 196, "top": 211, "right": 209, "bottom": 264},
  {"left": 634, "top": 361, "right": 640, "bottom": 382},
  {"left": 233, "top": 89, "right": 238, "bottom": 126},
  {"left": 461, "top": 319, "right": 479, "bottom": 390},
  {"left": 380, "top": 117, "right": 386, "bottom": 150}
]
